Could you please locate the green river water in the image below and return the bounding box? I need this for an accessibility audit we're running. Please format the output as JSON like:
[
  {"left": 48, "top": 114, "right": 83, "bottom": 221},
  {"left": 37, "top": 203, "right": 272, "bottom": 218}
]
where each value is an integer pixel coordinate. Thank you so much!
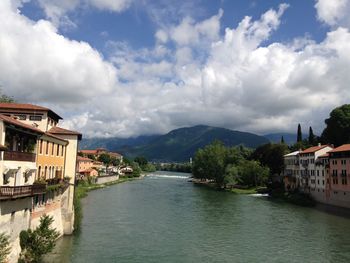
[{"left": 48, "top": 171, "right": 350, "bottom": 263}]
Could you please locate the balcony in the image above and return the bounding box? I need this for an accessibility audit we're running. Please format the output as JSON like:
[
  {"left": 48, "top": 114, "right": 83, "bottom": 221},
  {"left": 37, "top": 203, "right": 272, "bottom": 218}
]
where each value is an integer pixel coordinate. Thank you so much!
[
  {"left": 0, "top": 184, "right": 46, "bottom": 200},
  {"left": 3, "top": 151, "right": 36, "bottom": 162}
]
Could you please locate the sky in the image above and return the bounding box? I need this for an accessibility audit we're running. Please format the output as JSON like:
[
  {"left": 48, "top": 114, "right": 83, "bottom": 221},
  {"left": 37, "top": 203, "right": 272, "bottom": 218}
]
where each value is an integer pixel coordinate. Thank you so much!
[{"left": 1, "top": 0, "right": 350, "bottom": 138}]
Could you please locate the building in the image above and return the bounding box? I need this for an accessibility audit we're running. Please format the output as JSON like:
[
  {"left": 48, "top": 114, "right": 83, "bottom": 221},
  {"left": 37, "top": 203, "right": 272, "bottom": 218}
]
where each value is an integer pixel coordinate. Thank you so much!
[
  {"left": 283, "top": 151, "right": 300, "bottom": 191},
  {"left": 312, "top": 153, "right": 330, "bottom": 203},
  {"left": 77, "top": 156, "right": 98, "bottom": 178},
  {"left": 298, "top": 144, "right": 333, "bottom": 193},
  {"left": 79, "top": 148, "right": 123, "bottom": 162},
  {"left": 0, "top": 103, "right": 81, "bottom": 262},
  {"left": 327, "top": 144, "right": 350, "bottom": 208}
]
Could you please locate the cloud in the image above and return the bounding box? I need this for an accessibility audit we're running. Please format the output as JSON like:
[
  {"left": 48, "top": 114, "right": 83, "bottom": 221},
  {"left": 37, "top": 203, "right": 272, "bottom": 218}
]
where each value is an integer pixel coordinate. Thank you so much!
[
  {"left": 2, "top": 1, "right": 350, "bottom": 139},
  {"left": 315, "top": 0, "right": 350, "bottom": 27},
  {"left": 0, "top": 0, "right": 116, "bottom": 105},
  {"left": 36, "top": 0, "right": 132, "bottom": 28}
]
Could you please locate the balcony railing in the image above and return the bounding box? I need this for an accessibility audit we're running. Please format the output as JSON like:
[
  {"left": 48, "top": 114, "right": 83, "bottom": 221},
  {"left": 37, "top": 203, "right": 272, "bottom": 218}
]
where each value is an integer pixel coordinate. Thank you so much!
[
  {"left": 3, "top": 151, "right": 36, "bottom": 162},
  {"left": 0, "top": 184, "right": 46, "bottom": 199}
]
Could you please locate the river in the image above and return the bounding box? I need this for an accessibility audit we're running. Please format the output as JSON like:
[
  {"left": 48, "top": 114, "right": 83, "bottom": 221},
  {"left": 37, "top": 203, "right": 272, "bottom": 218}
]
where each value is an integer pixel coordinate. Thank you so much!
[{"left": 48, "top": 171, "right": 350, "bottom": 262}]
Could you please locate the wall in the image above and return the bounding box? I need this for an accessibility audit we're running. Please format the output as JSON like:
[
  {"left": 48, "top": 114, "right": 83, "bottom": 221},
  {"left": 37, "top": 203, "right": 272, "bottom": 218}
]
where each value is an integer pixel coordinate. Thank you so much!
[
  {"left": 96, "top": 175, "right": 119, "bottom": 184},
  {"left": 0, "top": 198, "right": 32, "bottom": 263}
]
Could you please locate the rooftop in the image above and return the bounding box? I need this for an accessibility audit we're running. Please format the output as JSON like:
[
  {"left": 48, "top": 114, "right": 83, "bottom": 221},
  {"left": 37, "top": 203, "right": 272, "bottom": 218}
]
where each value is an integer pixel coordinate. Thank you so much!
[
  {"left": 328, "top": 144, "right": 350, "bottom": 153},
  {"left": 49, "top": 126, "right": 82, "bottom": 140},
  {"left": 0, "top": 103, "right": 62, "bottom": 120},
  {"left": 300, "top": 145, "right": 330, "bottom": 154},
  {"left": 284, "top": 151, "right": 300, "bottom": 157},
  {"left": 0, "top": 114, "right": 44, "bottom": 135},
  {"left": 77, "top": 156, "right": 94, "bottom": 162}
]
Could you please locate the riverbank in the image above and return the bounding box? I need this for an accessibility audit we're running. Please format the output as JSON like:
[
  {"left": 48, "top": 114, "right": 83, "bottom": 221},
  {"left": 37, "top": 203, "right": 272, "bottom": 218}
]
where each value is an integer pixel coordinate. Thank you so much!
[{"left": 74, "top": 175, "right": 145, "bottom": 232}]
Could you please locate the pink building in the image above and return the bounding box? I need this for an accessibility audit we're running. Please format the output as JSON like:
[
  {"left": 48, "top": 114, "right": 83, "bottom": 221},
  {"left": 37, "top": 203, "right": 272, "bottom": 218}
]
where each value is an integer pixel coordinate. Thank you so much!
[{"left": 327, "top": 144, "right": 350, "bottom": 208}]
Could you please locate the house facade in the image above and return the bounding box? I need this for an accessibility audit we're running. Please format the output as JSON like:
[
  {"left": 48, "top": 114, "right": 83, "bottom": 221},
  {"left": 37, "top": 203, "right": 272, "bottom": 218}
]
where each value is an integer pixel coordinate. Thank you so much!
[{"left": 0, "top": 103, "right": 81, "bottom": 262}]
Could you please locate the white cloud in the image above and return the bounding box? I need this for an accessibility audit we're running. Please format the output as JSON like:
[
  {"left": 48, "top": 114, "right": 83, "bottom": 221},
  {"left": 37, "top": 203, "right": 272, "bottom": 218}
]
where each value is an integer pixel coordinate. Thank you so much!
[
  {"left": 0, "top": 0, "right": 116, "bottom": 105},
  {"left": 315, "top": 0, "right": 350, "bottom": 27},
  {"left": 36, "top": 0, "right": 132, "bottom": 28},
  {"left": 2, "top": 1, "right": 350, "bottom": 139}
]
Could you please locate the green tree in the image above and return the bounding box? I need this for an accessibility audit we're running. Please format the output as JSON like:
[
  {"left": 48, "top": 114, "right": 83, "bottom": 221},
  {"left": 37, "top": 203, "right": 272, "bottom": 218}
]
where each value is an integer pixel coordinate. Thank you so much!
[
  {"left": 134, "top": 156, "right": 148, "bottom": 167},
  {"left": 19, "top": 215, "right": 60, "bottom": 262},
  {"left": 250, "top": 143, "right": 288, "bottom": 176},
  {"left": 308, "top": 126, "right": 315, "bottom": 145},
  {"left": 236, "top": 160, "right": 269, "bottom": 187},
  {"left": 192, "top": 140, "right": 227, "bottom": 186},
  {"left": 321, "top": 104, "right": 350, "bottom": 146},
  {"left": 110, "top": 157, "right": 120, "bottom": 166},
  {"left": 0, "top": 90, "right": 15, "bottom": 103},
  {"left": 297, "top": 124, "right": 302, "bottom": 142},
  {"left": 0, "top": 232, "right": 10, "bottom": 263},
  {"left": 98, "top": 153, "right": 111, "bottom": 166},
  {"left": 281, "top": 136, "right": 285, "bottom": 144}
]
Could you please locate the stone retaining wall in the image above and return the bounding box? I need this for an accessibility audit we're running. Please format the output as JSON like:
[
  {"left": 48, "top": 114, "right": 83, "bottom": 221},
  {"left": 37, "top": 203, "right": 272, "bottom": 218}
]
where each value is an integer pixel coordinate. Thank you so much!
[{"left": 95, "top": 175, "right": 119, "bottom": 184}]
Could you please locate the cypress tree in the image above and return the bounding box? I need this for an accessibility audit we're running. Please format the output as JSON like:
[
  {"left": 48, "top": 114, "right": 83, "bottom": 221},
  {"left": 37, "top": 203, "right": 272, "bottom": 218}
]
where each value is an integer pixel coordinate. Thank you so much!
[
  {"left": 281, "top": 136, "right": 285, "bottom": 144},
  {"left": 308, "top": 126, "right": 315, "bottom": 145},
  {"left": 297, "top": 124, "right": 302, "bottom": 142}
]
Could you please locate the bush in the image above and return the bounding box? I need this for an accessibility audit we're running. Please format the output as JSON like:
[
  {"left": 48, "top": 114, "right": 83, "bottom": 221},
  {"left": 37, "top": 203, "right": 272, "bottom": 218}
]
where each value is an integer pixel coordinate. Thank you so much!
[
  {"left": 19, "top": 215, "right": 60, "bottom": 262},
  {"left": 0, "top": 232, "right": 10, "bottom": 263}
]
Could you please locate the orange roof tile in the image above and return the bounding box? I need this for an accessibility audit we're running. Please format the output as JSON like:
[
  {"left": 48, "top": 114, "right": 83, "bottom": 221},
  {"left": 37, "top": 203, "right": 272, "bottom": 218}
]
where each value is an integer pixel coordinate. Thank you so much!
[
  {"left": 0, "top": 114, "right": 44, "bottom": 134},
  {"left": 300, "top": 145, "right": 329, "bottom": 154},
  {"left": 49, "top": 126, "right": 82, "bottom": 140},
  {"left": 329, "top": 144, "right": 350, "bottom": 153},
  {"left": 77, "top": 156, "right": 94, "bottom": 162},
  {"left": 0, "top": 103, "right": 62, "bottom": 120}
]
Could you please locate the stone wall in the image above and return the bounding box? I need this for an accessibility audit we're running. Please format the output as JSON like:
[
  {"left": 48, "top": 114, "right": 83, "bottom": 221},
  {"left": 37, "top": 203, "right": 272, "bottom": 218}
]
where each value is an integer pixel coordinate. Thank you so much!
[{"left": 95, "top": 175, "right": 119, "bottom": 184}]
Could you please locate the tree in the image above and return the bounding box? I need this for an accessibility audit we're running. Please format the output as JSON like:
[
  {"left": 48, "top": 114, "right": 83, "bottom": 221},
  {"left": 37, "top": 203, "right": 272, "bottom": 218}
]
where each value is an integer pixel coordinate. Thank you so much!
[
  {"left": 308, "top": 126, "right": 315, "bottom": 145},
  {"left": 321, "top": 104, "right": 350, "bottom": 146},
  {"left": 236, "top": 160, "right": 269, "bottom": 187},
  {"left": 0, "top": 233, "right": 10, "bottom": 263},
  {"left": 98, "top": 153, "right": 111, "bottom": 166},
  {"left": 297, "top": 124, "right": 302, "bottom": 142},
  {"left": 19, "top": 215, "right": 60, "bottom": 262},
  {"left": 281, "top": 136, "right": 285, "bottom": 144},
  {"left": 0, "top": 90, "right": 15, "bottom": 103},
  {"left": 134, "top": 156, "right": 148, "bottom": 167}
]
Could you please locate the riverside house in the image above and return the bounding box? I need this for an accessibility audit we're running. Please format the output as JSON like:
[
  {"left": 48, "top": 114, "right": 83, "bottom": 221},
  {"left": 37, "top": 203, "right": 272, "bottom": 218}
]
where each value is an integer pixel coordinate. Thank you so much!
[
  {"left": 0, "top": 103, "right": 81, "bottom": 262},
  {"left": 77, "top": 156, "right": 98, "bottom": 178}
]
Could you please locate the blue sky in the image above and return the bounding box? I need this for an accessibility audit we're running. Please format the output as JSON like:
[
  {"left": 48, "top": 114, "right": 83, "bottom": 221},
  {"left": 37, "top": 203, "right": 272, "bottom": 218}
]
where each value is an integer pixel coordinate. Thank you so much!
[
  {"left": 1, "top": 0, "right": 350, "bottom": 138},
  {"left": 21, "top": 0, "right": 327, "bottom": 54}
]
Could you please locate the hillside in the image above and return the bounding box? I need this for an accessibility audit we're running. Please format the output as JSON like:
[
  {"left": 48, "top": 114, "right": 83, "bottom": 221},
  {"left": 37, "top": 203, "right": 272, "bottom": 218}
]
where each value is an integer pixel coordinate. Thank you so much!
[{"left": 81, "top": 125, "right": 269, "bottom": 162}]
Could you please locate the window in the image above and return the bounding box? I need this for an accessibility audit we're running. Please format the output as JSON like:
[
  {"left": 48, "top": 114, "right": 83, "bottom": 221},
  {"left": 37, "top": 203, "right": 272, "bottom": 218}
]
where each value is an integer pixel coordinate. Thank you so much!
[
  {"left": 37, "top": 166, "right": 41, "bottom": 179},
  {"left": 61, "top": 146, "right": 64, "bottom": 157},
  {"left": 57, "top": 144, "right": 60, "bottom": 156},
  {"left": 44, "top": 166, "right": 48, "bottom": 179},
  {"left": 51, "top": 143, "right": 55, "bottom": 156},
  {"left": 29, "top": 115, "right": 42, "bottom": 121},
  {"left": 39, "top": 139, "right": 43, "bottom": 154},
  {"left": 15, "top": 114, "right": 26, "bottom": 120}
]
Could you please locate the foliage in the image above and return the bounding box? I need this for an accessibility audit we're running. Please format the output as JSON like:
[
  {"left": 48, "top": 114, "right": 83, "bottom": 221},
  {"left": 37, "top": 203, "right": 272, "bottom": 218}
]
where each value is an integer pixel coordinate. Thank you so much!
[
  {"left": 156, "top": 162, "right": 192, "bottom": 173},
  {"left": 0, "top": 232, "right": 10, "bottom": 263},
  {"left": 110, "top": 157, "right": 120, "bottom": 166},
  {"left": 87, "top": 154, "right": 96, "bottom": 160},
  {"left": 98, "top": 153, "right": 111, "bottom": 166},
  {"left": 250, "top": 143, "right": 288, "bottom": 176},
  {"left": 0, "top": 90, "right": 15, "bottom": 103},
  {"left": 321, "top": 104, "right": 350, "bottom": 146},
  {"left": 192, "top": 141, "right": 267, "bottom": 188},
  {"left": 134, "top": 156, "right": 148, "bottom": 166},
  {"left": 297, "top": 124, "right": 302, "bottom": 142},
  {"left": 19, "top": 215, "right": 60, "bottom": 262},
  {"left": 308, "top": 127, "right": 315, "bottom": 145}
]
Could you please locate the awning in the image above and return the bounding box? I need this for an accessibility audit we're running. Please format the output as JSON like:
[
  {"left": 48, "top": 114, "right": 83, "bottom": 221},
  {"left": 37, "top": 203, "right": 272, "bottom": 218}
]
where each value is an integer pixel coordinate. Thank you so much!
[
  {"left": 24, "top": 164, "right": 37, "bottom": 174},
  {"left": 4, "top": 164, "right": 20, "bottom": 174}
]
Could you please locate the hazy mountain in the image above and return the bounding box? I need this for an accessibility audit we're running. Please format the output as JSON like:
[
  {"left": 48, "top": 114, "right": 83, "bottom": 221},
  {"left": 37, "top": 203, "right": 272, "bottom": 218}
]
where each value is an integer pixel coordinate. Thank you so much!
[{"left": 81, "top": 125, "right": 269, "bottom": 162}]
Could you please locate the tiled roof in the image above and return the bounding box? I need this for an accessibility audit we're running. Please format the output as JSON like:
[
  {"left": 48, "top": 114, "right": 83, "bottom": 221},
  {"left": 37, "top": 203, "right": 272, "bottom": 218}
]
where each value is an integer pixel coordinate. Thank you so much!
[
  {"left": 44, "top": 132, "right": 68, "bottom": 143},
  {"left": 49, "top": 126, "right": 82, "bottom": 140},
  {"left": 328, "top": 144, "right": 350, "bottom": 153},
  {"left": 80, "top": 149, "right": 98, "bottom": 154},
  {"left": 300, "top": 145, "right": 330, "bottom": 154},
  {"left": 0, "top": 103, "right": 62, "bottom": 120},
  {"left": 0, "top": 114, "right": 44, "bottom": 134},
  {"left": 77, "top": 156, "right": 94, "bottom": 162}
]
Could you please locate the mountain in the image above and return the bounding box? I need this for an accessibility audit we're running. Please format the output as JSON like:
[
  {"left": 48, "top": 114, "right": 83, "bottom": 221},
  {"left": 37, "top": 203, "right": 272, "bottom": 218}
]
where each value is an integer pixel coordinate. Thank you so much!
[
  {"left": 79, "top": 135, "right": 159, "bottom": 151},
  {"left": 264, "top": 133, "right": 309, "bottom": 145},
  {"left": 131, "top": 125, "right": 269, "bottom": 161}
]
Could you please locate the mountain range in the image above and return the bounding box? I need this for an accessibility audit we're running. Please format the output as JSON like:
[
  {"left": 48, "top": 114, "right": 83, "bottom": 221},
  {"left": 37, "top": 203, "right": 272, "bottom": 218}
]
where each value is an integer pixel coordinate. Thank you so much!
[{"left": 80, "top": 125, "right": 270, "bottom": 162}]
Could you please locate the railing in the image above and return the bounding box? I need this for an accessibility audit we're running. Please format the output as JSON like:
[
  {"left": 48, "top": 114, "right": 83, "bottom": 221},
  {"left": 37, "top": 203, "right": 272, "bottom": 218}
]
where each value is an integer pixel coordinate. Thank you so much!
[
  {"left": 0, "top": 184, "right": 46, "bottom": 199},
  {"left": 3, "top": 151, "right": 36, "bottom": 162}
]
